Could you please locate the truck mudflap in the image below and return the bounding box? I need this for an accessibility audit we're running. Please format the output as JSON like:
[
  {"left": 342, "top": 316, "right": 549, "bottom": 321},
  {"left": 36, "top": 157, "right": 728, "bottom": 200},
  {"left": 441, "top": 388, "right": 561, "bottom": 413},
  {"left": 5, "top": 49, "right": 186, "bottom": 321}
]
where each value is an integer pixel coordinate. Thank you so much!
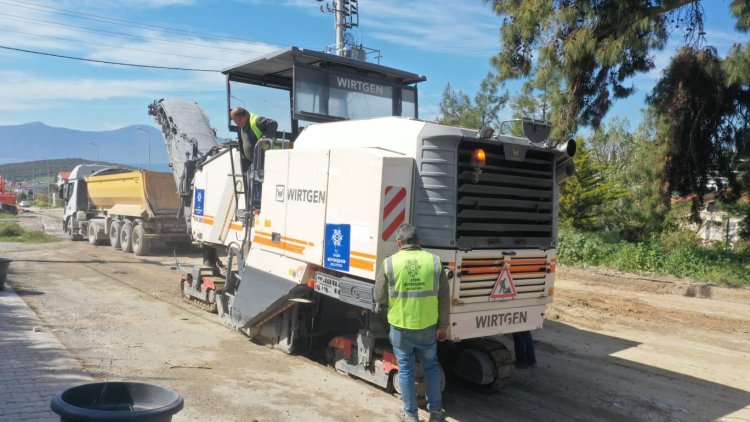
[{"left": 449, "top": 304, "right": 546, "bottom": 341}]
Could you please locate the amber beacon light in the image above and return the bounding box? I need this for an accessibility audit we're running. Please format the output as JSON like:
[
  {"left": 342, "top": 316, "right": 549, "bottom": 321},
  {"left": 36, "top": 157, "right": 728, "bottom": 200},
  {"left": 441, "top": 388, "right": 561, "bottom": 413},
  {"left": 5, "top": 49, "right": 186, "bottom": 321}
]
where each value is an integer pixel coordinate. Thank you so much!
[{"left": 471, "top": 148, "right": 486, "bottom": 169}]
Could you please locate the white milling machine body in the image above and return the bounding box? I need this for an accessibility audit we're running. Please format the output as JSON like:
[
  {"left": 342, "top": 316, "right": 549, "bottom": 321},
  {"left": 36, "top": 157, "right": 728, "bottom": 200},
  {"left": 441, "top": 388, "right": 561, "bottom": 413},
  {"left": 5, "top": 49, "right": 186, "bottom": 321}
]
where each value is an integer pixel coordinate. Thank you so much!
[{"left": 155, "top": 47, "right": 576, "bottom": 391}]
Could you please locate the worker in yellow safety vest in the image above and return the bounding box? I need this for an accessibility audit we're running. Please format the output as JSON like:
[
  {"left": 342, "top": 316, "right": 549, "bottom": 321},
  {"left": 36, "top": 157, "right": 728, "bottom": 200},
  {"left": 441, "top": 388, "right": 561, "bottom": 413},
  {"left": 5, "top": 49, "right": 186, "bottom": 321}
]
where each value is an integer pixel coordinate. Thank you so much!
[
  {"left": 374, "top": 223, "right": 449, "bottom": 422},
  {"left": 229, "top": 106, "right": 279, "bottom": 165}
]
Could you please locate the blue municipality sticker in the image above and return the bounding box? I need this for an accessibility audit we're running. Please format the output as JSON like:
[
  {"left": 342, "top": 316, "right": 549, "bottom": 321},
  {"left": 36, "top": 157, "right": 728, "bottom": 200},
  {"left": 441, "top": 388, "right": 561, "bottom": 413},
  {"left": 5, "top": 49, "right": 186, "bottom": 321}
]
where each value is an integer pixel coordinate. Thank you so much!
[
  {"left": 324, "top": 223, "right": 351, "bottom": 271},
  {"left": 194, "top": 189, "right": 205, "bottom": 216}
]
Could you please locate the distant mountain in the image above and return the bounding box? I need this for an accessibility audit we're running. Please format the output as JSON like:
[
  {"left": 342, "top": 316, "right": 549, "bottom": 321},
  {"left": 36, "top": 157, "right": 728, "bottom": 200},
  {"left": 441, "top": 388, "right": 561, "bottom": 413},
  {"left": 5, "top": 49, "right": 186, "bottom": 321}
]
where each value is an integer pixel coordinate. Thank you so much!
[
  {"left": 0, "top": 159, "right": 134, "bottom": 183},
  {"left": 0, "top": 122, "right": 169, "bottom": 166}
]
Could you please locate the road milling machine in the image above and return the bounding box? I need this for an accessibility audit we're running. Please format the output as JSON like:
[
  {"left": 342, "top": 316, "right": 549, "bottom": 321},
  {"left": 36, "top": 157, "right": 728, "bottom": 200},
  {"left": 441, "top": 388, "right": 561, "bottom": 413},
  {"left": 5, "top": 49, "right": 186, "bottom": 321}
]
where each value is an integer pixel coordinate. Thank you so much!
[{"left": 150, "top": 47, "right": 576, "bottom": 391}]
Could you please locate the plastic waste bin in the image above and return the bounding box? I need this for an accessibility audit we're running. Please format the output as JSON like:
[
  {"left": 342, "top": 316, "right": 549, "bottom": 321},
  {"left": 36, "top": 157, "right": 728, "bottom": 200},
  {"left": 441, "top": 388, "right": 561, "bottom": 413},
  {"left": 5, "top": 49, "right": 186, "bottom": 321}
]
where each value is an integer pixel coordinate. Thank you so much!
[{"left": 50, "top": 381, "right": 183, "bottom": 422}]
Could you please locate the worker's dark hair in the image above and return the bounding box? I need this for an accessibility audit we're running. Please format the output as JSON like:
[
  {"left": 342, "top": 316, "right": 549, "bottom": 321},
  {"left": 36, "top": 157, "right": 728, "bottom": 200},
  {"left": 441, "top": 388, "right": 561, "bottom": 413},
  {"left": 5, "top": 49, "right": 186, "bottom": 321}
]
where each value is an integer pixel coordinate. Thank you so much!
[{"left": 396, "top": 223, "right": 419, "bottom": 245}]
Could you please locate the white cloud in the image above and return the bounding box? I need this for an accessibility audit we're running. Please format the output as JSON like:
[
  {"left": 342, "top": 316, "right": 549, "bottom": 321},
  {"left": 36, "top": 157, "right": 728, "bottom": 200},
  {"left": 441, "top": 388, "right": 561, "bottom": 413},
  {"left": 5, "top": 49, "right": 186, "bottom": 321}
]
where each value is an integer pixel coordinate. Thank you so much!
[
  {"left": 360, "top": 0, "right": 499, "bottom": 56},
  {"left": 65, "top": 0, "right": 196, "bottom": 9},
  {"left": 238, "top": 0, "right": 501, "bottom": 57},
  {"left": 0, "top": 70, "right": 225, "bottom": 111},
  {"left": 0, "top": 1, "right": 282, "bottom": 110}
]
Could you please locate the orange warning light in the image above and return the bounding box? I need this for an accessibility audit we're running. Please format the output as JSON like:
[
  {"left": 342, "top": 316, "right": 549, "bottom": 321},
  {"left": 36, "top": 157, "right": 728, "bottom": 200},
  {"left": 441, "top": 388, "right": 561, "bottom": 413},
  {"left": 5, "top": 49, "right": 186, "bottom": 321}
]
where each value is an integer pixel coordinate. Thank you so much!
[{"left": 471, "top": 148, "right": 486, "bottom": 168}]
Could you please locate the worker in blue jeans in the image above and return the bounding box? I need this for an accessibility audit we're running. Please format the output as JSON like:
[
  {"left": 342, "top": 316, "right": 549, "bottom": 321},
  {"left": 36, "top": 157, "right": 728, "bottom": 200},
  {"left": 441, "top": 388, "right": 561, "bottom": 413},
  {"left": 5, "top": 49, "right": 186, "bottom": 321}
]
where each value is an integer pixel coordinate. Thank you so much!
[
  {"left": 375, "top": 224, "right": 450, "bottom": 422},
  {"left": 513, "top": 330, "right": 537, "bottom": 368}
]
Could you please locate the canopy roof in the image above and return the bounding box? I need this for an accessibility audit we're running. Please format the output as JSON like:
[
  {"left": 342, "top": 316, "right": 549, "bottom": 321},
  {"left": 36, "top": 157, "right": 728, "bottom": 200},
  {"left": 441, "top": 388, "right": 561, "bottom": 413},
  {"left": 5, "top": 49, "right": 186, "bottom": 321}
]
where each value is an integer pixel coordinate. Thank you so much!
[{"left": 222, "top": 46, "right": 426, "bottom": 89}]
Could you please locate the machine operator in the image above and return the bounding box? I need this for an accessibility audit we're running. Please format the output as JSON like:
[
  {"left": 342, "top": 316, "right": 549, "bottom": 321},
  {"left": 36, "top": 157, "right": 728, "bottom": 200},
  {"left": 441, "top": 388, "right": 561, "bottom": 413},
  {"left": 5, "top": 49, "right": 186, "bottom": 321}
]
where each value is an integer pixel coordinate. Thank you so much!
[{"left": 229, "top": 107, "right": 278, "bottom": 165}]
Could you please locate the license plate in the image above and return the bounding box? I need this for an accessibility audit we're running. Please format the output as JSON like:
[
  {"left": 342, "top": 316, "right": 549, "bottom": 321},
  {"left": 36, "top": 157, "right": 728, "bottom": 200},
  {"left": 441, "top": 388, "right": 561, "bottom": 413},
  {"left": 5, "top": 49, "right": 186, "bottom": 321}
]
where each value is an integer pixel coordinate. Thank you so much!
[{"left": 315, "top": 272, "right": 340, "bottom": 298}]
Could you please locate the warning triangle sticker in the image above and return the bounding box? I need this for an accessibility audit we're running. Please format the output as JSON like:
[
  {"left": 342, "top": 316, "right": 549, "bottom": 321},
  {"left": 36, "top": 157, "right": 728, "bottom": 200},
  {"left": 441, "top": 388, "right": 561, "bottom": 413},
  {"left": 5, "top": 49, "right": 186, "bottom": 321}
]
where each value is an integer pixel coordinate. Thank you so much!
[{"left": 490, "top": 264, "right": 516, "bottom": 300}]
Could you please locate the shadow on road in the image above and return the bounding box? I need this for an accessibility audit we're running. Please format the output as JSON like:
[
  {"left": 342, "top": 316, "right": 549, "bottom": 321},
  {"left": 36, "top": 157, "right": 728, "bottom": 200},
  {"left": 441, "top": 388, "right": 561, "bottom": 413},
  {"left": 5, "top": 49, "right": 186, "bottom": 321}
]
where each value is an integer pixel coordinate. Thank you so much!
[{"left": 442, "top": 320, "right": 750, "bottom": 421}]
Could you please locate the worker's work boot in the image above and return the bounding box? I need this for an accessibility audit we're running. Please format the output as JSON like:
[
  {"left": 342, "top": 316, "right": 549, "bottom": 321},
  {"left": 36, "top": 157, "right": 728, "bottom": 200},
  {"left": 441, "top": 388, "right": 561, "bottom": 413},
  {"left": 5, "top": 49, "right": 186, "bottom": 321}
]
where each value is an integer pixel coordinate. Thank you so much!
[
  {"left": 395, "top": 410, "right": 419, "bottom": 422},
  {"left": 428, "top": 410, "right": 445, "bottom": 421}
]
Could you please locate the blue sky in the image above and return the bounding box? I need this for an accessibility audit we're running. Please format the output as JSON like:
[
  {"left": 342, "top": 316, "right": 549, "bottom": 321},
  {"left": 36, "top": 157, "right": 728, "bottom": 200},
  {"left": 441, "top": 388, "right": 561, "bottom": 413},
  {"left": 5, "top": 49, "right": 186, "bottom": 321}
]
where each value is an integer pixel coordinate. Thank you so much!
[{"left": 0, "top": 0, "right": 748, "bottom": 141}]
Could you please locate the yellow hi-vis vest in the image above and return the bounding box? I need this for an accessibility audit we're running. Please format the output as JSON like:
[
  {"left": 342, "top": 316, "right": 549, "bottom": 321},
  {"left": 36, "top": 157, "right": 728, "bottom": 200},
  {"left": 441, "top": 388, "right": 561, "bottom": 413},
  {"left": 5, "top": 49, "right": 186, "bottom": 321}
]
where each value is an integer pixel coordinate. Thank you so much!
[
  {"left": 249, "top": 114, "right": 280, "bottom": 150},
  {"left": 249, "top": 113, "right": 264, "bottom": 140},
  {"left": 385, "top": 249, "right": 441, "bottom": 330}
]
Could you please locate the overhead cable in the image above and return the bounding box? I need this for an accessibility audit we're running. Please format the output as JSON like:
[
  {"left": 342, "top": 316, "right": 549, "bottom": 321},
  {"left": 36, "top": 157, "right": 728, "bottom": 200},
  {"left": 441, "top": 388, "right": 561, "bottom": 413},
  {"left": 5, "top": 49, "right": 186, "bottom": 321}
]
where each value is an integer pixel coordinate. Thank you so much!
[
  {"left": 0, "top": 45, "right": 221, "bottom": 72},
  {"left": 0, "top": 11, "right": 269, "bottom": 54},
  {"left": 1, "top": 0, "right": 268, "bottom": 45},
  {"left": 0, "top": 27, "right": 237, "bottom": 63}
]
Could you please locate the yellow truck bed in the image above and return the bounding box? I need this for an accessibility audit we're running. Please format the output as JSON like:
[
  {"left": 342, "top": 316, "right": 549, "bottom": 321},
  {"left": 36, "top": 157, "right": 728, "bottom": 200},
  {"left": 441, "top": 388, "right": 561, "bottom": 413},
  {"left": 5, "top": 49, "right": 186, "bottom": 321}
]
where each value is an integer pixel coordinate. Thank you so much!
[{"left": 85, "top": 170, "right": 180, "bottom": 218}]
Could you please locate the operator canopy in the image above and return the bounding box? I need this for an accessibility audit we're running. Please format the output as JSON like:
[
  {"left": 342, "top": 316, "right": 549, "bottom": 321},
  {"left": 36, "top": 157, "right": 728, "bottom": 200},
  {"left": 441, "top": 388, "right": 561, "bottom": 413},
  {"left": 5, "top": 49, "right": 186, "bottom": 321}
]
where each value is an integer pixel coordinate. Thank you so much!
[{"left": 222, "top": 47, "right": 427, "bottom": 132}]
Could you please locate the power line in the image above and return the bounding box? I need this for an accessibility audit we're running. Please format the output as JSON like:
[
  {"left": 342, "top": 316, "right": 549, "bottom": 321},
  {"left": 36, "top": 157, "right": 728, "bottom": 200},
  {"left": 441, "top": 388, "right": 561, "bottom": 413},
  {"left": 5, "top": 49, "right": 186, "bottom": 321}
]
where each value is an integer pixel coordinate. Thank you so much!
[
  {"left": 0, "top": 12, "right": 266, "bottom": 54},
  {"left": 0, "top": 27, "right": 237, "bottom": 63},
  {"left": 0, "top": 45, "right": 221, "bottom": 72},
  {"left": 1, "top": 0, "right": 266, "bottom": 45}
]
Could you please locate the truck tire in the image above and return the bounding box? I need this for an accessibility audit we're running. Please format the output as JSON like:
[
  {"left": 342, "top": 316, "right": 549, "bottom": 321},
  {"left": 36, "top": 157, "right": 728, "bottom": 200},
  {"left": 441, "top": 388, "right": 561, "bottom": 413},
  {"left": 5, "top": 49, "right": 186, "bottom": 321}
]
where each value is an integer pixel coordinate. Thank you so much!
[
  {"left": 131, "top": 224, "right": 151, "bottom": 256},
  {"left": 120, "top": 221, "right": 134, "bottom": 253},
  {"left": 109, "top": 222, "right": 122, "bottom": 249},
  {"left": 67, "top": 218, "right": 83, "bottom": 241},
  {"left": 87, "top": 223, "right": 98, "bottom": 245}
]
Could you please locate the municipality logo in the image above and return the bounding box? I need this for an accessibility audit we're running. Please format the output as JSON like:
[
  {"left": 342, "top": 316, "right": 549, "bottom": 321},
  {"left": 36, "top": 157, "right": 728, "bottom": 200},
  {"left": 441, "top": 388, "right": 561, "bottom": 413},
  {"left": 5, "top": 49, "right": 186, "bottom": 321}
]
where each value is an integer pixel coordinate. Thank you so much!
[
  {"left": 331, "top": 228, "right": 344, "bottom": 247},
  {"left": 404, "top": 259, "right": 421, "bottom": 279}
]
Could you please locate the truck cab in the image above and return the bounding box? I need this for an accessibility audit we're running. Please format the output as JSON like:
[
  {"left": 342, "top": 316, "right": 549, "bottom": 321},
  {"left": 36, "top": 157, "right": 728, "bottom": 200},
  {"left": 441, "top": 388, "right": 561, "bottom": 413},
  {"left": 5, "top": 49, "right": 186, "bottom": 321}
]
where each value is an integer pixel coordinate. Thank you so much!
[{"left": 61, "top": 165, "right": 112, "bottom": 240}]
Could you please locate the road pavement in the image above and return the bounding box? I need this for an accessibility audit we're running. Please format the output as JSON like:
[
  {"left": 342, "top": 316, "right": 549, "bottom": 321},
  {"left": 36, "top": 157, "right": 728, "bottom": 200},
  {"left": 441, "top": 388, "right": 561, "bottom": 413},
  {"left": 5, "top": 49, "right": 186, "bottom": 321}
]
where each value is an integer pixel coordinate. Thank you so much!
[{"left": 0, "top": 283, "right": 92, "bottom": 421}]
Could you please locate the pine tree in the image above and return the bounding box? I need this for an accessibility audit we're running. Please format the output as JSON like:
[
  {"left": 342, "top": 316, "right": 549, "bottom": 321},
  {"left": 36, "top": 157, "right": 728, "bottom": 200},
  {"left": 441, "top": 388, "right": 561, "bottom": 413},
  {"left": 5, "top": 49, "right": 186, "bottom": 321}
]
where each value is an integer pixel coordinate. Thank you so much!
[
  {"left": 485, "top": 0, "right": 750, "bottom": 136},
  {"left": 559, "top": 140, "right": 627, "bottom": 231},
  {"left": 438, "top": 72, "right": 508, "bottom": 130}
]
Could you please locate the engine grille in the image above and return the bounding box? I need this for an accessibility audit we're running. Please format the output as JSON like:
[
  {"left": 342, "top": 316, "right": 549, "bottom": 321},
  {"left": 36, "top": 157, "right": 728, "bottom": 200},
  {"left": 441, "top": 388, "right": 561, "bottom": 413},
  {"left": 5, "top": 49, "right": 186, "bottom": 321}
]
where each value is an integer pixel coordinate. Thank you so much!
[
  {"left": 456, "top": 139, "right": 555, "bottom": 250},
  {"left": 457, "top": 255, "right": 548, "bottom": 303}
]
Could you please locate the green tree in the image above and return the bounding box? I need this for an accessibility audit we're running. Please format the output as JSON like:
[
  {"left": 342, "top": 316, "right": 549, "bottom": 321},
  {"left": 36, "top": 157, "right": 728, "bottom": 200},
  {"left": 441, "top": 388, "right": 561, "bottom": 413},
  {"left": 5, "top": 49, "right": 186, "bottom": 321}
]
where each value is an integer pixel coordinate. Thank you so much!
[
  {"left": 485, "top": 0, "right": 750, "bottom": 136},
  {"left": 438, "top": 72, "right": 508, "bottom": 130},
  {"left": 618, "top": 119, "right": 672, "bottom": 240},
  {"left": 648, "top": 46, "right": 750, "bottom": 197},
  {"left": 559, "top": 140, "right": 627, "bottom": 231},
  {"left": 587, "top": 117, "right": 638, "bottom": 179}
]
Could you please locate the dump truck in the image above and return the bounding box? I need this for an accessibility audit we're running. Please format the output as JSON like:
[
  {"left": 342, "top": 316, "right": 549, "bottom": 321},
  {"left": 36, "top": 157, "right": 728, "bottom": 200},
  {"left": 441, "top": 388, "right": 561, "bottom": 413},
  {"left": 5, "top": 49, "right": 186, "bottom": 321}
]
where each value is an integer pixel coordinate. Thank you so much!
[
  {"left": 62, "top": 165, "right": 190, "bottom": 255},
  {"left": 0, "top": 175, "right": 17, "bottom": 215},
  {"left": 152, "top": 46, "right": 576, "bottom": 393}
]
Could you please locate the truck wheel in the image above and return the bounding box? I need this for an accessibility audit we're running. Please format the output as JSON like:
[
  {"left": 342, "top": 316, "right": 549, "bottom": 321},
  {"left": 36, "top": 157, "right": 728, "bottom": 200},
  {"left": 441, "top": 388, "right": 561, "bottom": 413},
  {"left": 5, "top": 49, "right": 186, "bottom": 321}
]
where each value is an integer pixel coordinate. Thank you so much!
[
  {"left": 109, "top": 222, "right": 122, "bottom": 249},
  {"left": 67, "top": 218, "right": 83, "bottom": 241},
  {"left": 131, "top": 224, "right": 151, "bottom": 256},
  {"left": 87, "top": 223, "right": 98, "bottom": 245},
  {"left": 120, "top": 221, "right": 133, "bottom": 253}
]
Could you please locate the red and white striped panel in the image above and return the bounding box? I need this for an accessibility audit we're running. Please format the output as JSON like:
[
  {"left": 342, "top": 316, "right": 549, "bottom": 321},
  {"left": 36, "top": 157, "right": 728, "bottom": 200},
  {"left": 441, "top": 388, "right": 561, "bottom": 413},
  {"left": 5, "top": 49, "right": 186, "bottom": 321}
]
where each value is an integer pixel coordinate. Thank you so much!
[{"left": 381, "top": 185, "right": 407, "bottom": 241}]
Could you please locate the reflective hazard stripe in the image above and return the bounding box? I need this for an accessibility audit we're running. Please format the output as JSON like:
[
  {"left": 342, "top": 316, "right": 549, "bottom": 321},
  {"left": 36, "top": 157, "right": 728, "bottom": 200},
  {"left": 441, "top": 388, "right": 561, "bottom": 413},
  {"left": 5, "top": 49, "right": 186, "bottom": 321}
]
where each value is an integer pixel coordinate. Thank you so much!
[
  {"left": 390, "top": 290, "right": 436, "bottom": 298},
  {"left": 432, "top": 255, "right": 441, "bottom": 295},
  {"left": 386, "top": 256, "right": 395, "bottom": 290}
]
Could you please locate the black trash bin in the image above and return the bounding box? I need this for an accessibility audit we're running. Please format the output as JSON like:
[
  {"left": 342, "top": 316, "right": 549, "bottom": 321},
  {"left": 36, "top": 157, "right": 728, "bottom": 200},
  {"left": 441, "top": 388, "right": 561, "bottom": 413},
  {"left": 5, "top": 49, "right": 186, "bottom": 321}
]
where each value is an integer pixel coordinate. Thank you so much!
[
  {"left": 50, "top": 382, "right": 183, "bottom": 422},
  {"left": 0, "top": 258, "right": 10, "bottom": 290}
]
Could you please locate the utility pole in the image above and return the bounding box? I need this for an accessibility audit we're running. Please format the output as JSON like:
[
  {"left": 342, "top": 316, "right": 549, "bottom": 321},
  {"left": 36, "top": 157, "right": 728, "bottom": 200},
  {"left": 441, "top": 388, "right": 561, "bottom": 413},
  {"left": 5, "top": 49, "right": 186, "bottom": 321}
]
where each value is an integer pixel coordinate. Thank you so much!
[
  {"left": 88, "top": 142, "right": 100, "bottom": 162},
  {"left": 317, "top": 0, "right": 359, "bottom": 57},
  {"left": 230, "top": 94, "right": 245, "bottom": 108},
  {"left": 335, "top": 0, "right": 344, "bottom": 56},
  {"left": 137, "top": 127, "right": 151, "bottom": 170}
]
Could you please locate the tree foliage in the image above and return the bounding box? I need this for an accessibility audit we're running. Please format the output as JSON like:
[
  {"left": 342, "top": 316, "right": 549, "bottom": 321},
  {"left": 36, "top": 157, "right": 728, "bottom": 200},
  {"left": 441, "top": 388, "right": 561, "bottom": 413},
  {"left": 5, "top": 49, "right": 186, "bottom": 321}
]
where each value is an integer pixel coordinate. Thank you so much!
[
  {"left": 559, "top": 140, "right": 628, "bottom": 231},
  {"left": 485, "top": 0, "right": 750, "bottom": 135},
  {"left": 438, "top": 72, "right": 508, "bottom": 130},
  {"left": 648, "top": 47, "right": 750, "bottom": 197}
]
